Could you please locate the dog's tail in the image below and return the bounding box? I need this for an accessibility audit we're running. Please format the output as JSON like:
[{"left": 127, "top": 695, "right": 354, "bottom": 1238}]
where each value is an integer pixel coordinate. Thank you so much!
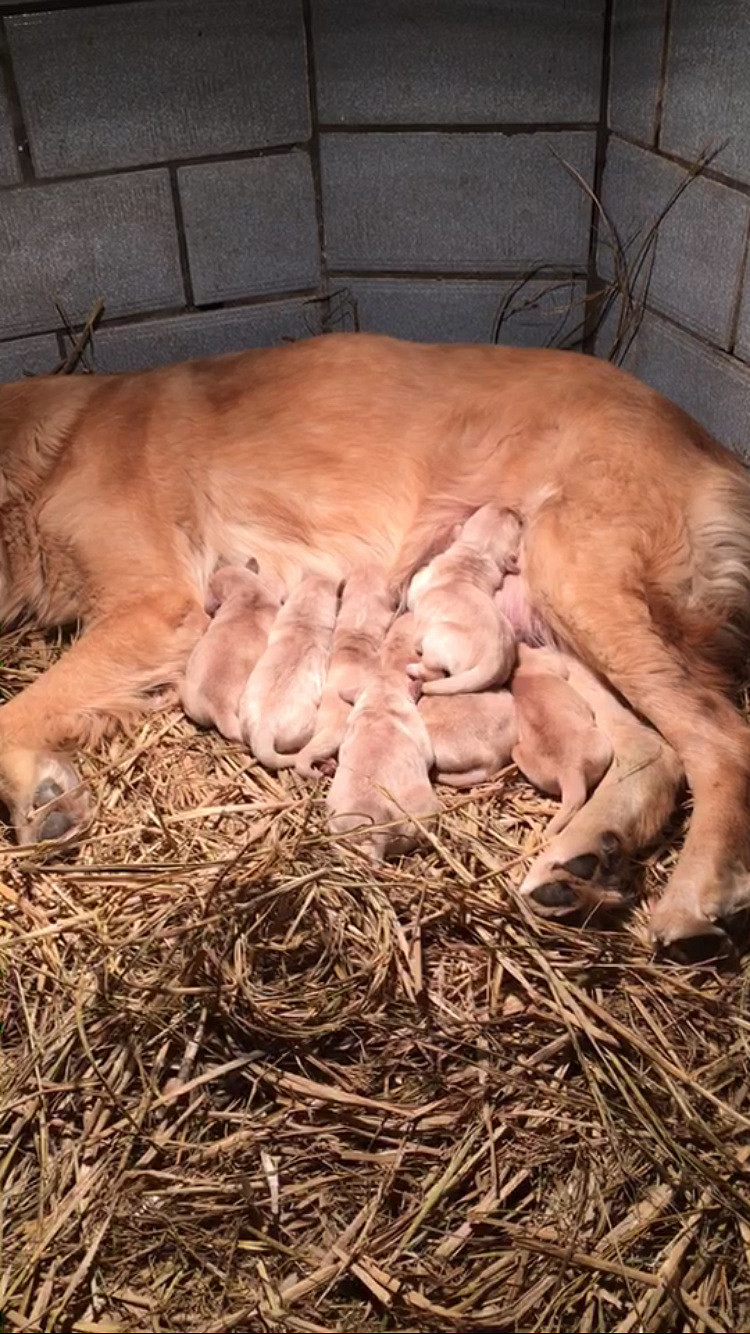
[
  {"left": 419, "top": 657, "right": 505, "bottom": 696},
  {"left": 646, "top": 458, "right": 750, "bottom": 686},
  {"left": 247, "top": 722, "right": 299, "bottom": 771}
]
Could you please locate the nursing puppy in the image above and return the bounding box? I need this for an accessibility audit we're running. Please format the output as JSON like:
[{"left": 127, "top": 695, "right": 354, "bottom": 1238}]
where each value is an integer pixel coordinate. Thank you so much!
[
  {"left": 295, "top": 563, "right": 397, "bottom": 777},
  {"left": 511, "top": 644, "right": 614, "bottom": 835},
  {"left": 419, "top": 689, "right": 519, "bottom": 787},
  {"left": 239, "top": 573, "right": 340, "bottom": 769},
  {"left": 326, "top": 612, "right": 438, "bottom": 860},
  {"left": 179, "top": 560, "right": 283, "bottom": 742},
  {"left": 407, "top": 504, "right": 520, "bottom": 694}
]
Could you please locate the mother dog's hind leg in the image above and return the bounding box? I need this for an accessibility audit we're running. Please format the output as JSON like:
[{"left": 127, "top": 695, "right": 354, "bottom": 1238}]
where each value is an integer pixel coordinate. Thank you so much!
[
  {"left": 520, "top": 671, "right": 683, "bottom": 922},
  {"left": 0, "top": 590, "right": 205, "bottom": 845},
  {"left": 524, "top": 506, "right": 750, "bottom": 956}
]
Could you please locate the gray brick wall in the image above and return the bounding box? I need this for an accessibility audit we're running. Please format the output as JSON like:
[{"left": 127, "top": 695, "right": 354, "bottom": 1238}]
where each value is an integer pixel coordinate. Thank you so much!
[
  {"left": 341, "top": 277, "right": 587, "bottom": 347},
  {"left": 6, "top": 0, "right": 311, "bottom": 176},
  {"left": 311, "top": 0, "right": 603, "bottom": 124},
  {"left": 0, "top": 0, "right": 603, "bottom": 381},
  {"left": 0, "top": 170, "right": 184, "bottom": 337},
  {"left": 605, "top": 0, "right": 750, "bottom": 453},
  {"left": 321, "top": 131, "right": 596, "bottom": 272}
]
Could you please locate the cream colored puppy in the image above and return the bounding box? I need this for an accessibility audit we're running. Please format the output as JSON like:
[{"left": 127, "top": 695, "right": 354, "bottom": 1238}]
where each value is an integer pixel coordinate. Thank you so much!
[
  {"left": 511, "top": 644, "right": 614, "bottom": 835},
  {"left": 239, "top": 573, "right": 340, "bottom": 769},
  {"left": 295, "top": 563, "right": 396, "bottom": 777},
  {"left": 407, "top": 504, "right": 520, "bottom": 694},
  {"left": 419, "top": 689, "right": 518, "bottom": 787},
  {"left": 179, "top": 560, "right": 283, "bottom": 742},
  {"left": 326, "top": 613, "right": 438, "bottom": 860}
]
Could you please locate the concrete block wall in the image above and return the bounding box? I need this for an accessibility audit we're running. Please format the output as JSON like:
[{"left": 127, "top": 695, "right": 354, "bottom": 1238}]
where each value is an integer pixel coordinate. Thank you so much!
[
  {"left": 604, "top": 0, "right": 750, "bottom": 456},
  {"left": 0, "top": 0, "right": 604, "bottom": 380}
]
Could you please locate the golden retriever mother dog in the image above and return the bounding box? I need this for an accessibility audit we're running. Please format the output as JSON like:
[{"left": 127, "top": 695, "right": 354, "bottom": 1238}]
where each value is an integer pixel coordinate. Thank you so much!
[{"left": 2, "top": 332, "right": 750, "bottom": 954}]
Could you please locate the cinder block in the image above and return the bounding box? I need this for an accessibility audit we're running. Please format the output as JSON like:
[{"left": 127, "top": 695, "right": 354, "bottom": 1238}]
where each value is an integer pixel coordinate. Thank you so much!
[
  {"left": 6, "top": 0, "right": 310, "bottom": 178},
  {"left": 312, "top": 0, "right": 603, "bottom": 124},
  {"left": 321, "top": 131, "right": 596, "bottom": 271},
  {"left": 92, "top": 300, "right": 324, "bottom": 375},
  {"left": 0, "top": 70, "right": 21, "bottom": 186},
  {"left": 0, "top": 332, "right": 58, "bottom": 382},
  {"left": 608, "top": 0, "right": 667, "bottom": 142},
  {"left": 600, "top": 138, "right": 748, "bottom": 349},
  {"left": 179, "top": 152, "right": 320, "bottom": 305},
  {"left": 343, "top": 277, "right": 586, "bottom": 347},
  {"left": 0, "top": 171, "right": 183, "bottom": 338},
  {"left": 661, "top": 0, "right": 750, "bottom": 185},
  {"left": 615, "top": 311, "right": 750, "bottom": 459}
]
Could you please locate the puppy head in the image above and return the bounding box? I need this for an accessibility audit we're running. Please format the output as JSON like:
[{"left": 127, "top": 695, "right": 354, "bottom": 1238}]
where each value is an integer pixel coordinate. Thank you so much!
[
  {"left": 461, "top": 504, "right": 522, "bottom": 570},
  {"left": 206, "top": 562, "right": 267, "bottom": 614}
]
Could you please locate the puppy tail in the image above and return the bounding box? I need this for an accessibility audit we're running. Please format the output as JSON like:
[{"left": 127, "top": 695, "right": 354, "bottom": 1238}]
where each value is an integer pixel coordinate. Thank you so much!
[
  {"left": 420, "top": 658, "right": 506, "bottom": 696},
  {"left": 546, "top": 771, "right": 589, "bottom": 837},
  {"left": 247, "top": 724, "right": 299, "bottom": 771},
  {"left": 294, "top": 728, "right": 340, "bottom": 777}
]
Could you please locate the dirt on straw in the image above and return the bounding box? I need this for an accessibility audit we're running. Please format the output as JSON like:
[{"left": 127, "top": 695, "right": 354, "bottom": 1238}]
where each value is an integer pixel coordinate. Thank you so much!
[{"left": 2, "top": 615, "right": 750, "bottom": 1334}]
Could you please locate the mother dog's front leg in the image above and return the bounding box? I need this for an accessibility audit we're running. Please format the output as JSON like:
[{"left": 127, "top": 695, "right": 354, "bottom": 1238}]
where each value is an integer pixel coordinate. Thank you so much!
[{"left": 0, "top": 591, "right": 205, "bottom": 845}]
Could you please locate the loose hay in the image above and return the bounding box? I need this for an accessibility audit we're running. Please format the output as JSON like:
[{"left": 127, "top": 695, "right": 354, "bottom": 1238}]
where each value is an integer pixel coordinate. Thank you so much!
[{"left": 2, "top": 624, "right": 750, "bottom": 1334}]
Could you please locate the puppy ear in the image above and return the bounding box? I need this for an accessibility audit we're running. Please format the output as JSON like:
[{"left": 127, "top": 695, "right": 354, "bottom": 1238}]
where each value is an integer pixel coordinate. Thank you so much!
[
  {"left": 245, "top": 556, "right": 260, "bottom": 573},
  {"left": 204, "top": 589, "right": 221, "bottom": 617}
]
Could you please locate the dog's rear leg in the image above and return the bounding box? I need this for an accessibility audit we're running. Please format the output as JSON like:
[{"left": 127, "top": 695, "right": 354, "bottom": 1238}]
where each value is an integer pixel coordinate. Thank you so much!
[
  {"left": 0, "top": 591, "right": 205, "bottom": 845},
  {"left": 520, "top": 727, "right": 683, "bottom": 921},
  {"left": 525, "top": 516, "right": 750, "bottom": 952}
]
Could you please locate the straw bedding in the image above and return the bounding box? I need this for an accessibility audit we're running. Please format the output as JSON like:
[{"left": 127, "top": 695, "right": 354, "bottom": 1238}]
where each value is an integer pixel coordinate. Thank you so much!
[{"left": 2, "top": 619, "right": 750, "bottom": 1334}]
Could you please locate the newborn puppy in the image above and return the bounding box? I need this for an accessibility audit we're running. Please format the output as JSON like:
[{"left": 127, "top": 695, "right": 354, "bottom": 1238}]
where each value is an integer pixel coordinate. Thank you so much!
[
  {"left": 179, "top": 560, "right": 283, "bottom": 742},
  {"left": 326, "top": 612, "right": 438, "bottom": 860},
  {"left": 295, "top": 563, "right": 396, "bottom": 778},
  {"left": 407, "top": 504, "right": 520, "bottom": 694},
  {"left": 511, "top": 644, "right": 614, "bottom": 835},
  {"left": 419, "top": 689, "right": 518, "bottom": 787},
  {"left": 239, "top": 573, "right": 340, "bottom": 769}
]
